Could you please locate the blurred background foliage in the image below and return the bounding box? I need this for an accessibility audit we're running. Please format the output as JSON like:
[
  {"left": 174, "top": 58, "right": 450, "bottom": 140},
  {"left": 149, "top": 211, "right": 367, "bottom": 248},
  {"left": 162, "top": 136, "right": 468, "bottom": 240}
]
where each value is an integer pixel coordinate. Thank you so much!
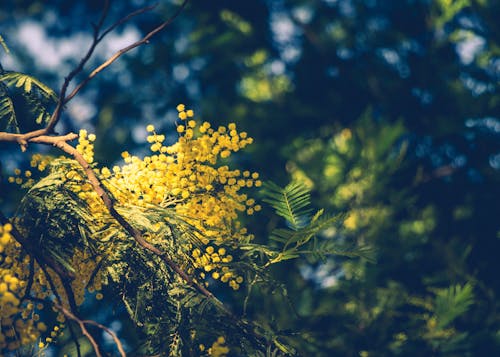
[{"left": 1, "top": 0, "right": 499, "bottom": 355}]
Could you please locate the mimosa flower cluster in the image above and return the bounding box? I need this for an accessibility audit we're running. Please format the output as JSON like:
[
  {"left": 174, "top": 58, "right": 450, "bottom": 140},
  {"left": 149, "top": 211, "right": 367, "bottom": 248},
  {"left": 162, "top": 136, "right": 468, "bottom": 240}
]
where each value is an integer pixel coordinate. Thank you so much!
[
  {"left": 71, "top": 105, "right": 261, "bottom": 290},
  {"left": 0, "top": 224, "right": 46, "bottom": 351},
  {"left": 2, "top": 104, "right": 262, "bottom": 353},
  {"left": 9, "top": 104, "right": 261, "bottom": 288}
]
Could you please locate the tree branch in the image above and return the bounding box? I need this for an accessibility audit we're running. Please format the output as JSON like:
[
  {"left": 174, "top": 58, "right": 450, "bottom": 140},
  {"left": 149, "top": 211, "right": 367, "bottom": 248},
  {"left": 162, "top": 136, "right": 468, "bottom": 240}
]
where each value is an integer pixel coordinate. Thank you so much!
[
  {"left": 82, "top": 319, "right": 127, "bottom": 357},
  {"left": 54, "top": 302, "right": 102, "bottom": 357},
  {"left": 46, "top": 0, "right": 111, "bottom": 133},
  {"left": 64, "top": 0, "right": 189, "bottom": 103}
]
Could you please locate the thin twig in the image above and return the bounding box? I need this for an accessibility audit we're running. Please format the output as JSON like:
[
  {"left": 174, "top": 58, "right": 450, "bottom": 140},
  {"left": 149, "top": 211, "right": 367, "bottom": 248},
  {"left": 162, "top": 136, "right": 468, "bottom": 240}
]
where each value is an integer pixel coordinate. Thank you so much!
[
  {"left": 39, "top": 265, "right": 83, "bottom": 357},
  {"left": 46, "top": 0, "right": 111, "bottom": 133},
  {"left": 82, "top": 319, "right": 127, "bottom": 357},
  {"left": 98, "top": 4, "right": 157, "bottom": 42},
  {"left": 55, "top": 303, "right": 102, "bottom": 357},
  {"left": 64, "top": 0, "right": 189, "bottom": 103},
  {"left": 0, "top": 1, "right": 187, "bottom": 150}
]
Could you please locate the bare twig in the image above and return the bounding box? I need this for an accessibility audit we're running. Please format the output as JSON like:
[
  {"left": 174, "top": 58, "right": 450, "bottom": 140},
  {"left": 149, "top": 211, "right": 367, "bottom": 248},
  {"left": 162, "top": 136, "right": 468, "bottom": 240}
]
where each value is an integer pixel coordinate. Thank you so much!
[
  {"left": 55, "top": 303, "right": 102, "bottom": 357},
  {"left": 35, "top": 1, "right": 159, "bottom": 135},
  {"left": 64, "top": 0, "right": 190, "bottom": 103},
  {"left": 39, "top": 265, "right": 83, "bottom": 357},
  {"left": 98, "top": 4, "right": 157, "bottom": 42},
  {"left": 82, "top": 319, "right": 127, "bottom": 357},
  {"left": 46, "top": 0, "right": 111, "bottom": 133},
  {"left": 0, "top": 1, "right": 188, "bottom": 151}
]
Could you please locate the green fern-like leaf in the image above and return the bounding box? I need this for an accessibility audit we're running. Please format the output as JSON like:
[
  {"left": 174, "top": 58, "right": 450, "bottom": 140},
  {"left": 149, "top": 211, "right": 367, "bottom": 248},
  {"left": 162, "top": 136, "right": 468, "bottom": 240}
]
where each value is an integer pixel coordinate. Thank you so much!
[
  {"left": 270, "top": 212, "right": 345, "bottom": 246},
  {"left": 0, "top": 72, "right": 58, "bottom": 100},
  {"left": 0, "top": 89, "right": 18, "bottom": 132},
  {"left": 434, "top": 282, "right": 474, "bottom": 329},
  {"left": 318, "top": 242, "right": 377, "bottom": 263},
  {"left": 262, "top": 181, "right": 312, "bottom": 230},
  {"left": 0, "top": 71, "right": 58, "bottom": 129},
  {"left": 262, "top": 181, "right": 373, "bottom": 265}
]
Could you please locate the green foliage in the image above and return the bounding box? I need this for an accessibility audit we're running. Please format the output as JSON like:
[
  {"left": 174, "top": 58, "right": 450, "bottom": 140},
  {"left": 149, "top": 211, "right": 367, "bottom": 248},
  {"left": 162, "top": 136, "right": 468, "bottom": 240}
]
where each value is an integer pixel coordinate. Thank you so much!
[
  {"left": 0, "top": 87, "right": 17, "bottom": 132},
  {"left": 434, "top": 283, "right": 474, "bottom": 329},
  {"left": 261, "top": 181, "right": 375, "bottom": 264},
  {"left": 0, "top": 71, "right": 58, "bottom": 132},
  {"left": 262, "top": 181, "right": 311, "bottom": 230}
]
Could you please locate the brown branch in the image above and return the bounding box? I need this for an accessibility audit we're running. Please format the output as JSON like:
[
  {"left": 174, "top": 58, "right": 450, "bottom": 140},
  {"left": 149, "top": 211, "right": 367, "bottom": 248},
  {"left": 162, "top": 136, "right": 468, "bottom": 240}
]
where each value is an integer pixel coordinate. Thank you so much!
[
  {"left": 45, "top": 0, "right": 110, "bottom": 133},
  {"left": 82, "top": 319, "right": 127, "bottom": 357},
  {"left": 38, "top": 265, "right": 83, "bottom": 357},
  {"left": 42, "top": 136, "right": 218, "bottom": 300},
  {"left": 0, "top": 129, "right": 45, "bottom": 151},
  {"left": 46, "top": 138, "right": 273, "bottom": 352},
  {"left": 64, "top": 0, "right": 190, "bottom": 103},
  {"left": 54, "top": 303, "right": 103, "bottom": 357},
  {"left": 1, "top": 131, "right": 285, "bottom": 354},
  {"left": 45, "top": 2, "right": 157, "bottom": 133},
  {"left": 98, "top": 4, "right": 157, "bottom": 42},
  {"left": 0, "top": 1, "right": 187, "bottom": 149}
]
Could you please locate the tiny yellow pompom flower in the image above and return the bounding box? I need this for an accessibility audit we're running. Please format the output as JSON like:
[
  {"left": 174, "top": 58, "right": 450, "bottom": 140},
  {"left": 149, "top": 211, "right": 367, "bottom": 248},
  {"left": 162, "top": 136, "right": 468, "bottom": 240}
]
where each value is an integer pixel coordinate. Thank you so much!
[
  {"left": 178, "top": 111, "right": 187, "bottom": 120},
  {"left": 176, "top": 104, "right": 185, "bottom": 112},
  {"left": 177, "top": 125, "right": 185, "bottom": 133},
  {"left": 186, "top": 109, "right": 194, "bottom": 117},
  {"left": 146, "top": 124, "right": 155, "bottom": 132},
  {"left": 188, "top": 120, "right": 196, "bottom": 128},
  {"left": 88, "top": 133, "right": 96, "bottom": 141}
]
